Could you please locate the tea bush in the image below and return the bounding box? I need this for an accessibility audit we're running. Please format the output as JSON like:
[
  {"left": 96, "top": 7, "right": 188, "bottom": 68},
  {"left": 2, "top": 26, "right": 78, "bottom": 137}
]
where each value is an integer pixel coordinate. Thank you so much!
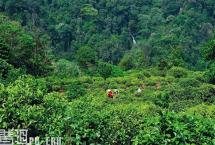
[
  {"left": 111, "top": 65, "right": 124, "bottom": 77},
  {"left": 53, "top": 59, "right": 80, "bottom": 78},
  {"left": 0, "top": 67, "right": 214, "bottom": 144},
  {"left": 193, "top": 84, "right": 215, "bottom": 103},
  {"left": 0, "top": 76, "right": 46, "bottom": 132},
  {"left": 184, "top": 104, "right": 215, "bottom": 118},
  {"left": 178, "top": 78, "right": 201, "bottom": 88},
  {"left": 132, "top": 112, "right": 215, "bottom": 145},
  {"left": 168, "top": 67, "right": 188, "bottom": 78}
]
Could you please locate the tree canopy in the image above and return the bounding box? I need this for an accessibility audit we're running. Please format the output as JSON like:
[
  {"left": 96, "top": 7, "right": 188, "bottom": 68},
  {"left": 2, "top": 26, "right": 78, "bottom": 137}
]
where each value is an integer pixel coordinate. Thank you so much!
[{"left": 1, "top": 0, "right": 215, "bottom": 68}]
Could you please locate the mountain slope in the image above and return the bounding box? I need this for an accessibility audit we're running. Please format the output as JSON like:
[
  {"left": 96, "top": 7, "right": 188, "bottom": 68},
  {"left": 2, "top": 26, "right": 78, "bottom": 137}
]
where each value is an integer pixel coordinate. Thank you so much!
[{"left": 1, "top": 0, "right": 215, "bottom": 68}]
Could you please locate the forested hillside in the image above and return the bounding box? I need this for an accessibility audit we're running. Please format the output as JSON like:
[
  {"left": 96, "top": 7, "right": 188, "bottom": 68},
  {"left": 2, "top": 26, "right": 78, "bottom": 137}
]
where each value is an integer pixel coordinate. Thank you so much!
[
  {"left": 1, "top": 0, "right": 215, "bottom": 69},
  {"left": 0, "top": 0, "right": 215, "bottom": 144}
]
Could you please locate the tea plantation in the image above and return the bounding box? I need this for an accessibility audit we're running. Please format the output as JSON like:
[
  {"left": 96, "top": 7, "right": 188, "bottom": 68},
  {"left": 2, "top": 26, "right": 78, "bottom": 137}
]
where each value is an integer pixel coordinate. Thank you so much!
[{"left": 0, "top": 67, "right": 214, "bottom": 144}]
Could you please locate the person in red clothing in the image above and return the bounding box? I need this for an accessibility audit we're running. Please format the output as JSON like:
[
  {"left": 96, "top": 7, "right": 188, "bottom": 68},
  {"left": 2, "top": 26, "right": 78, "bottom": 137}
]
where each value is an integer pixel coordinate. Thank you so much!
[{"left": 107, "top": 89, "right": 114, "bottom": 98}]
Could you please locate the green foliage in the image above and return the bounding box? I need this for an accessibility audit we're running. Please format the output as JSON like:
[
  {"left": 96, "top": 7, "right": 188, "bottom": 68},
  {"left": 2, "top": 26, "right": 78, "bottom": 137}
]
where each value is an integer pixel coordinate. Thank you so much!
[
  {"left": 0, "top": 66, "right": 215, "bottom": 144},
  {"left": 81, "top": 4, "right": 98, "bottom": 17},
  {"left": 76, "top": 46, "right": 96, "bottom": 67},
  {"left": 2, "top": 0, "right": 215, "bottom": 68},
  {"left": 42, "top": 92, "right": 68, "bottom": 136},
  {"left": 0, "top": 38, "right": 9, "bottom": 61},
  {"left": 119, "top": 53, "right": 134, "bottom": 70},
  {"left": 0, "top": 58, "right": 25, "bottom": 83},
  {"left": 97, "top": 61, "right": 113, "bottom": 79},
  {"left": 184, "top": 104, "right": 215, "bottom": 118},
  {"left": 0, "top": 76, "right": 46, "bottom": 129},
  {"left": 119, "top": 47, "right": 147, "bottom": 70},
  {"left": 178, "top": 78, "right": 201, "bottom": 88},
  {"left": 204, "top": 62, "right": 215, "bottom": 84},
  {"left": 53, "top": 59, "right": 80, "bottom": 78},
  {"left": 0, "top": 58, "right": 12, "bottom": 80},
  {"left": 0, "top": 75, "right": 68, "bottom": 138},
  {"left": 67, "top": 80, "right": 86, "bottom": 100},
  {"left": 97, "top": 61, "right": 124, "bottom": 79},
  {"left": 202, "top": 39, "right": 215, "bottom": 61},
  {"left": 111, "top": 65, "right": 124, "bottom": 77},
  {"left": 133, "top": 112, "right": 215, "bottom": 145},
  {"left": 0, "top": 14, "right": 51, "bottom": 76},
  {"left": 0, "top": 1, "right": 215, "bottom": 144},
  {"left": 202, "top": 36, "right": 215, "bottom": 84},
  {"left": 168, "top": 67, "right": 188, "bottom": 78},
  {"left": 195, "top": 84, "right": 215, "bottom": 103}
]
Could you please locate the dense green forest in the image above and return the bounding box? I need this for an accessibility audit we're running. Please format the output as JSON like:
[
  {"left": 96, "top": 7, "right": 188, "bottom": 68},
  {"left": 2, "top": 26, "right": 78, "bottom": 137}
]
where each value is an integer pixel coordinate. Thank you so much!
[
  {"left": 1, "top": 0, "right": 215, "bottom": 68},
  {"left": 0, "top": 0, "right": 215, "bottom": 144}
]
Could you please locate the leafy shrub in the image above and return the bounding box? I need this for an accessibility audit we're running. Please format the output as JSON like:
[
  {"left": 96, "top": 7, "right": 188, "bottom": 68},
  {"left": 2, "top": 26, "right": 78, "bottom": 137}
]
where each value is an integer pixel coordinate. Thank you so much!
[
  {"left": 76, "top": 46, "right": 96, "bottom": 67},
  {"left": 135, "top": 73, "right": 146, "bottom": 80},
  {"left": 42, "top": 92, "right": 69, "bottom": 137},
  {"left": 154, "top": 82, "right": 215, "bottom": 111},
  {"left": 168, "top": 67, "right": 188, "bottom": 78},
  {"left": 0, "top": 59, "right": 13, "bottom": 79},
  {"left": 0, "top": 75, "right": 46, "bottom": 129},
  {"left": 66, "top": 102, "right": 160, "bottom": 145},
  {"left": 119, "top": 48, "right": 147, "bottom": 70},
  {"left": 0, "top": 15, "right": 50, "bottom": 76},
  {"left": 97, "top": 61, "right": 113, "bottom": 79},
  {"left": 201, "top": 38, "right": 215, "bottom": 62},
  {"left": 188, "top": 71, "right": 206, "bottom": 82},
  {"left": 111, "top": 65, "right": 124, "bottom": 77},
  {"left": 0, "top": 76, "right": 69, "bottom": 138},
  {"left": 54, "top": 59, "right": 80, "bottom": 78},
  {"left": 67, "top": 81, "right": 86, "bottom": 100},
  {"left": 204, "top": 63, "right": 215, "bottom": 84},
  {"left": 0, "top": 83, "right": 4, "bottom": 90},
  {"left": 92, "top": 77, "right": 106, "bottom": 88},
  {"left": 144, "top": 76, "right": 163, "bottom": 87},
  {"left": 119, "top": 53, "right": 134, "bottom": 70},
  {"left": 137, "top": 70, "right": 151, "bottom": 79},
  {"left": 179, "top": 78, "right": 201, "bottom": 87},
  {"left": 193, "top": 84, "right": 215, "bottom": 103},
  {"left": 132, "top": 112, "right": 215, "bottom": 145},
  {"left": 154, "top": 92, "right": 170, "bottom": 108},
  {"left": 169, "top": 100, "right": 201, "bottom": 112},
  {"left": 0, "top": 58, "right": 26, "bottom": 84},
  {"left": 97, "top": 62, "right": 124, "bottom": 79},
  {"left": 184, "top": 104, "right": 215, "bottom": 118},
  {"left": 105, "top": 78, "right": 120, "bottom": 89},
  {"left": 84, "top": 65, "right": 98, "bottom": 76},
  {"left": 0, "top": 64, "right": 214, "bottom": 144},
  {"left": 80, "top": 4, "right": 98, "bottom": 17}
]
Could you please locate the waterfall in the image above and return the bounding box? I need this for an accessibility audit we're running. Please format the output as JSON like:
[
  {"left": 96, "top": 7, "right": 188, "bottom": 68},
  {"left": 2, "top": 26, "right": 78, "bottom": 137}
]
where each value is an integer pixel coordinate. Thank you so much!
[{"left": 130, "top": 34, "right": 137, "bottom": 45}]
